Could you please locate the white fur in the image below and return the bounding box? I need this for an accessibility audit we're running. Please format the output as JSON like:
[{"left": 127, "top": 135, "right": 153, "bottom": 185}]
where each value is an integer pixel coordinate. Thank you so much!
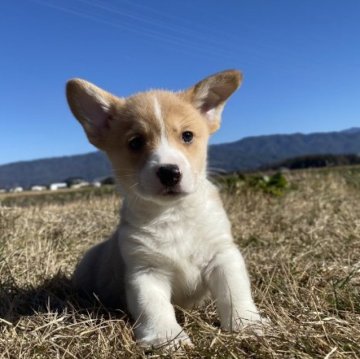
[
  {"left": 74, "top": 177, "right": 262, "bottom": 348},
  {"left": 153, "top": 95, "right": 164, "bottom": 133}
]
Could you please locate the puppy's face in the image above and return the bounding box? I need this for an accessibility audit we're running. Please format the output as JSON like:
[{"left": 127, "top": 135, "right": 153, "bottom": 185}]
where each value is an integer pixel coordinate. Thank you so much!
[
  {"left": 105, "top": 91, "right": 209, "bottom": 202},
  {"left": 66, "top": 70, "right": 242, "bottom": 204}
]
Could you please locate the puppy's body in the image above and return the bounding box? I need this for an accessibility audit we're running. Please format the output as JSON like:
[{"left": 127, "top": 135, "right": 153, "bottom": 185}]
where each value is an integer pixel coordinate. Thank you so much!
[
  {"left": 67, "top": 71, "right": 262, "bottom": 347},
  {"left": 75, "top": 181, "right": 241, "bottom": 308}
]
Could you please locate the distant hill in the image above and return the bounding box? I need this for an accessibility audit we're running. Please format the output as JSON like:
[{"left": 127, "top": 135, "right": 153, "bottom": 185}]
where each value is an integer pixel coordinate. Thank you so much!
[
  {"left": 1, "top": 128, "right": 360, "bottom": 189},
  {"left": 340, "top": 127, "right": 360, "bottom": 134},
  {"left": 209, "top": 129, "right": 360, "bottom": 172}
]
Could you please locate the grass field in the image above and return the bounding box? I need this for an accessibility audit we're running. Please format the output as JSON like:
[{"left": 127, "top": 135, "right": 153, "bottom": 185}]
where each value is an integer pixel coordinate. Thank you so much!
[{"left": 1, "top": 168, "right": 359, "bottom": 358}]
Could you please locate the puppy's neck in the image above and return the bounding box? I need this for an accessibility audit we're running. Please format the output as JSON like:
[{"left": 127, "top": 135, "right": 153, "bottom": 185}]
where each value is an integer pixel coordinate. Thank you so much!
[{"left": 120, "top": 178, "right": 209, "bottom": 227}]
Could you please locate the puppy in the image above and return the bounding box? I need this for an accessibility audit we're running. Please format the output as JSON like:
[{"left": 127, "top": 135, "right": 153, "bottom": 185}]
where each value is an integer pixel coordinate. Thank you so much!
[{"left": 66, "top": 70, "right": 262, "bottom": 348}]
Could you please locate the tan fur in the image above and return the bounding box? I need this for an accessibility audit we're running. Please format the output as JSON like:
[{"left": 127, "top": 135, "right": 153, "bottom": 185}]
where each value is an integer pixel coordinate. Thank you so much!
[{"left": 181, "top": 69, "right": 242, "bottom": 133}]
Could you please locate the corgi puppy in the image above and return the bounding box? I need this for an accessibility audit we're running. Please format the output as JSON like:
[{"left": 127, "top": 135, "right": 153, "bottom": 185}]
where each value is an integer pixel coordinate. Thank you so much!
[{"left": 66, "top": 70, "right": 262, "bottom": 348}]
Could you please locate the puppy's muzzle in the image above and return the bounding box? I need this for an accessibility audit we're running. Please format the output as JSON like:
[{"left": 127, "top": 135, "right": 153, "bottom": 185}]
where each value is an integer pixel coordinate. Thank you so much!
[{"left": 156, "top": 164, "right": 182, "bottom": 187}]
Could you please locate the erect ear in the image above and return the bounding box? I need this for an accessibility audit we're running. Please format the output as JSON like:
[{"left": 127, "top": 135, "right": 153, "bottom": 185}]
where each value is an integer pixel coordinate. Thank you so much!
[
  {"left": 66, "top": 78, "right": 124, "bottom": 148},
  {"left": 182, "top": 70, "right": 242, "bottom": 133}
]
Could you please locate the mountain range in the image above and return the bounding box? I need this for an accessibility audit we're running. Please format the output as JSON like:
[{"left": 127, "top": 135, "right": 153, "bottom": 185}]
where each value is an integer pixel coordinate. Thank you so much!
[{"left": 1, "top": 128, "right": 360, "bottom": 189}]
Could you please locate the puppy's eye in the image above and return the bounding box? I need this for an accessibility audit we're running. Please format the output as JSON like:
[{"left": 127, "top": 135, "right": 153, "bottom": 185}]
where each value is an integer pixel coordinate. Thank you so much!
[
  {"left": 128, "top": 135, "right": 145, "bottom": 151},
  {"left": 182, "top": 131, "right": 193, "bottom": 144}
]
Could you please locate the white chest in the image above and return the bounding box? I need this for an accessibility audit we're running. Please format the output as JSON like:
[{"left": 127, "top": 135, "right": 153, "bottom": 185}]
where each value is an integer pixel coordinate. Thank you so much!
[{"left": 119, "top": 187, "right": 233, "bottom": 304}]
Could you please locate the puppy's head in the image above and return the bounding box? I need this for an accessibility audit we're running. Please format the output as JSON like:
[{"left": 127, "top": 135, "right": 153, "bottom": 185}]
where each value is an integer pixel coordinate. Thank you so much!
[{"left": 66, "top": 70, "right": 242, "bottom": 204}]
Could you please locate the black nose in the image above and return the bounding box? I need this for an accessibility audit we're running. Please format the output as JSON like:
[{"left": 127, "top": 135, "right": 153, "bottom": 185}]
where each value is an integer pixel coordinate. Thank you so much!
[{"left": 156, "top": 164, "right": 182, "bottom": 187}]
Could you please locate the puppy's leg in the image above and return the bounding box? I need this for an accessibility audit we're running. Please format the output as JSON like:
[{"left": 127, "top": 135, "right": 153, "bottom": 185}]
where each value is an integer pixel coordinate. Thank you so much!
[
  {"left": 206, "top": 245, "right": 262, "bottom": 331},
  {"left": 126, "top": 271, "right": 192, "bottom": 348}
]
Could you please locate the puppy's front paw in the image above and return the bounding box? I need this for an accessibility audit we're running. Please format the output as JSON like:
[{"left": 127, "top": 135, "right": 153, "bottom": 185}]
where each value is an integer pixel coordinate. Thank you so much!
[
  {"left": 138, "top": 331, "right": 193, "bottom": 350},
  {"left": 221, "top": 311, "right": 269, "bottom": 335},
  {"left": 225, "top": 314, "right": 270, "bottom": 335}
]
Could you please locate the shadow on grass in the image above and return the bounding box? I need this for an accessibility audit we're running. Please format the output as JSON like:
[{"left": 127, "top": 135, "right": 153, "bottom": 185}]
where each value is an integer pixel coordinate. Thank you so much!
[{"left": 0, "top": 271, "right": 126, "bottom": 324}]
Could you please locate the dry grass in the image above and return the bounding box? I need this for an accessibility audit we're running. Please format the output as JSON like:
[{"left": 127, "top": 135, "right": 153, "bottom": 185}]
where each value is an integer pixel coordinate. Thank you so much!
[{"left": 0, "top": 168, "right": 359, "bottom": 358}]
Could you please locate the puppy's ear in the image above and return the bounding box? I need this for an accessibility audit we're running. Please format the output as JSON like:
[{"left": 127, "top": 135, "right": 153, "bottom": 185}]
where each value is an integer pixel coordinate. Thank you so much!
[
  {"left": 182, "top": 70, "right": 242, "bottom": 133},
  {"left": 66, "top": 79, "right": 124, "bottom": 148}
]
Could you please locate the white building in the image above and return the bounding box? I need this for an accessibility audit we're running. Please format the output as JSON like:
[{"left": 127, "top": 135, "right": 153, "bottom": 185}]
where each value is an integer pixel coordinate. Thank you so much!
[
  {"left": 49, "top": 183, "right": 67, "bottom": 191},
  {"left": 10, "top": 186, "right": 23, "bottom": 193}
]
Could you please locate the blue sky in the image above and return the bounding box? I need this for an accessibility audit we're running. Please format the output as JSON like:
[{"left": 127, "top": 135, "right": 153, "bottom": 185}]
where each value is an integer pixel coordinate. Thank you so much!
[{"left": 1, "top": 0, "right": 359, "bottom": 165}]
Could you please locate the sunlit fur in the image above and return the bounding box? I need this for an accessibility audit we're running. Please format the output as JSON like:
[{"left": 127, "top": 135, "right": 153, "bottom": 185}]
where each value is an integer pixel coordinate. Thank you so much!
[{"left": 66, "top": 70, "right": 263, "bottom": 349}]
